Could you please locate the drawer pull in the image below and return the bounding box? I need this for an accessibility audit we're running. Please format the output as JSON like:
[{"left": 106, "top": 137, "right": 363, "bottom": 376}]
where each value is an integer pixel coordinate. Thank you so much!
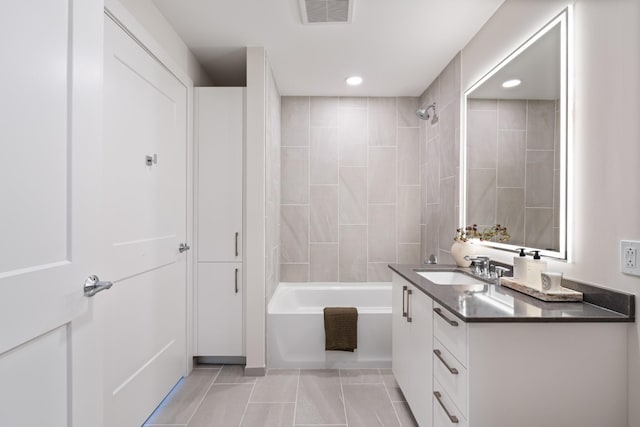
[
  {"left": 407, "top": 289, "right": 413, "bottom": 323},
  {"left": 434, "top": 349, "right": 459, "bottom": 375},
  {"left": 235, "top": 268, "right": 239, "bottom": 293},
  {"left": 402, "top": 286, "right": 408, "bottom": 317},
  {"left": 434, "top": 391, "right": 459, "bottom": 424},
  {"left": 434, "top": 307, "right": 459, "bottom": 327},
  {"left": 235, "top": 232, "right": 239, "bottom": 257}
]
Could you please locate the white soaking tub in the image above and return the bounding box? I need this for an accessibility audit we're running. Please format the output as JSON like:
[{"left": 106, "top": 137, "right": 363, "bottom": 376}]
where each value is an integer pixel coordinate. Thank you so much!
[{"left": 267, "top": 282, "right": 392, "bottom": 369}]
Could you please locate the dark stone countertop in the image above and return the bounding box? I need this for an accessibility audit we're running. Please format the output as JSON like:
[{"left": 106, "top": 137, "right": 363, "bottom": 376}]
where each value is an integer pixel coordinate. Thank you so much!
[{"left": 389, "top": 264, "right": 635, "bottom": 323}]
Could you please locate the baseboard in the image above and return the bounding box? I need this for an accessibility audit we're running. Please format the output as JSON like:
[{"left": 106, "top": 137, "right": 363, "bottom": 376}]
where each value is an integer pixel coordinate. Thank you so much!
[
  {"left": 244, "top": 366, "right": 266, "bottom": 376},
  {"left": 195, "top": 356, "right": 246, "bottom": 365}
]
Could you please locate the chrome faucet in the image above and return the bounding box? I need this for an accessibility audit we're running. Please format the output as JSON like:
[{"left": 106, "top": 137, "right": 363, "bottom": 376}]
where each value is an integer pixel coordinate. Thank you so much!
[{"left": 464, "top": 255, "right": 491, "bottom": 278}]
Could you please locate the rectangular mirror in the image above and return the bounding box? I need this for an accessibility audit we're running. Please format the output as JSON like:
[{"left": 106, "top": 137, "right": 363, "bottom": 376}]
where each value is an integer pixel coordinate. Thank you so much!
[{"left": 461, "top": 7, "right": 570, "bottom": 260}]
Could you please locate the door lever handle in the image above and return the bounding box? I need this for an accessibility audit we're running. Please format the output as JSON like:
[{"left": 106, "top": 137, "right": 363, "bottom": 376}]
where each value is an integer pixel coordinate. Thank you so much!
[
  {"left": 178, "top": 243, "right": 191, "bottom": 253},
  {"left": 84, "top": 275, "right": 113, "bottom": 297}
]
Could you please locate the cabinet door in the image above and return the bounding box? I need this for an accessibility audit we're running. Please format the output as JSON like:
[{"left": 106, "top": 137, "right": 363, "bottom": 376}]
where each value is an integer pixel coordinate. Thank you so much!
[
  {"left": 196, "top": 87, "right": 244, "bottom": 262},
  {"left": 408, "top": 289, "right": 434, "bottom": 427},
  {"left": 196, "top": 263, "right": 243, "bottom": 356},
  {"left": 391, "top": 274, "right": 411, "bottom": 392}
]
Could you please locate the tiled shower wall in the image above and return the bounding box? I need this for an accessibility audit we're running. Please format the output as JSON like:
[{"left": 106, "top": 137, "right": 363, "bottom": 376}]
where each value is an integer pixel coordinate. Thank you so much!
[
  {"left": 420, "top": 54, "right": 461, "bottom": 265},
  {"left": 265, "top": 66, "right": 281, "bottom": 301},
  {"left": 466, "top": 98, "right": 559, "bottom": 250},
  {"left": 280, "top": 96, "right": 422, "bottom": 282}
]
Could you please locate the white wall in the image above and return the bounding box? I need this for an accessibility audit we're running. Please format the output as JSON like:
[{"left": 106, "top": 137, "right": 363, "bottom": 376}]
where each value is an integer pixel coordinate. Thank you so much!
[
  {"left": 461, "top": 1, "right": 640, "bottom": 424},
  {"left": 115, "top": 0, "right": 212, "bottom": 86},
  {"left": 245, "top": 47, "right": 267, "bottom": 373}
]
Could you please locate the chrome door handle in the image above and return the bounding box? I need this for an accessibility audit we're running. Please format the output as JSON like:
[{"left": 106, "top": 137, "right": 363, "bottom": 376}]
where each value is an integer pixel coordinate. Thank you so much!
[
  {"left": 434, "top": 307, "right": 459, "bottom": 327},
  {"left": 84, "top": 275, "right": 113, "bottom": 297},
  {"left": 406, "top": 289, "right": 413, "bottom": 323},
  {"left": 402, "top": 286, "right": 408, "bottom": 317},
  {"left": 178, "top": 243, "right": 190, "bottom": 253},
  {"left": 434, "top": 349, "right": 459, "bottom": 375},
  {"left": 434, "top": 391, "right": 459, "bottom": 423}
]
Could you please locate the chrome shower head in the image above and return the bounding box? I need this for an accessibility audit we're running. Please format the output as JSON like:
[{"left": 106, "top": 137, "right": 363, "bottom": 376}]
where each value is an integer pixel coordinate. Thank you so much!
[{"left": 416, "top": 102, "right": 438, "bottom": 124}]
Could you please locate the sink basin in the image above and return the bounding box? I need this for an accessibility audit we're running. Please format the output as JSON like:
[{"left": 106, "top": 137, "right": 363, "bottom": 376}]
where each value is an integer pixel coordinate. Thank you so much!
[{"left": 415, "top": 270, "right": 484, "bottom": 286}]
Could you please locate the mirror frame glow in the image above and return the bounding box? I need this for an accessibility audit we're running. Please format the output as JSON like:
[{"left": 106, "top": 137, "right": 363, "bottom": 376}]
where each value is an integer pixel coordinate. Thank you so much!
[{"left": 460, "top": 6, "right": 572, "bottom": 260}]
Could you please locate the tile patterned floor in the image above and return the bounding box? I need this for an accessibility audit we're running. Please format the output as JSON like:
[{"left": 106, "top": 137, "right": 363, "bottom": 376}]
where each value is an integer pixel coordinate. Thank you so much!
[{"left": 143, "top": 365, "right": 419, "bottom": 427}]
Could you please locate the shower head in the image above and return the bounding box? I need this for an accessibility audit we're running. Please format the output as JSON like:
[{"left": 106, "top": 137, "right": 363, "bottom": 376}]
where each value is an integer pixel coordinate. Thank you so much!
[{"left": 416, "top": 102, "right": 438, "bottom": 124}]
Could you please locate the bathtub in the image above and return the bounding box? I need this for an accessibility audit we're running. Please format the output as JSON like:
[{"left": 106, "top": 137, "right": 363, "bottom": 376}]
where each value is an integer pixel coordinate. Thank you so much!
[{"left": 267, "top": 282, "right": 392, "bottom": 369}]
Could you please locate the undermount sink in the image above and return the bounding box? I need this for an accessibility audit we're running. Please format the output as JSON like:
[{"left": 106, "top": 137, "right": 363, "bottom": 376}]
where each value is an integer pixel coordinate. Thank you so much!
[{"left": 415, "top": 270, "right": 484, "bottom": 286}]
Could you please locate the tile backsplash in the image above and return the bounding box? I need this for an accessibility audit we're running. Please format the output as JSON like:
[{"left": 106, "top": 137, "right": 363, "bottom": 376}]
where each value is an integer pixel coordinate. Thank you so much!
[{"left": 280, "top": 96, "right": 421, "bottom": 282}]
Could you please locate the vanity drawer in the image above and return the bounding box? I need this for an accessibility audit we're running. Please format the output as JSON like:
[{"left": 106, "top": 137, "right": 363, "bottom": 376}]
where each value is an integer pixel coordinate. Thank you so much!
[
  {"left": 433, "top": 378, "right": 468, "bottom": 427},
  {"left": 433, "top": 302, "right": 467, "bottom": 366},
  {"left": 433, "top": 337, "right": 467, "bottom": 417}
]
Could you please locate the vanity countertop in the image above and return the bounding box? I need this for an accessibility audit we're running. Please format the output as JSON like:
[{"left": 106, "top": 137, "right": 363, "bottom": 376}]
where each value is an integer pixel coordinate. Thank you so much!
[{"left": 389, "top": 264, "right": 635, "bottom": 323}]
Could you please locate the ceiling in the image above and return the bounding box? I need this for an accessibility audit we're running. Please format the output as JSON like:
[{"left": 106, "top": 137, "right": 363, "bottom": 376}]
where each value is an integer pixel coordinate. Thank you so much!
[{"left": 153, "top": 0, "right": 505, "bottom": 96}]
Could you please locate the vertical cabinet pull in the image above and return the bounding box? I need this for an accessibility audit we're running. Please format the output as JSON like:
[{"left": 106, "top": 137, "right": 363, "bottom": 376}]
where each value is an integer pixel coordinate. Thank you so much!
[
  {"left": 235, "top": 268, "right": 239, "bottom": 293},
  {"left": 235, "top": 232, "right": 239, "bottom": 257},
  {"left": 406, "top": 289, "right": 413, "bottom": 323},
  {"left": 434, "top": 307, "right": 459, "bottom": 327},
  {"left": 402, "top": 286, "right": 408, "bottom": 317},
  {"left": 434, "top": 391, "right": 459, "bottom": 423},
  {"left": 434, "top": 349, "right": 459, "bottom": 375}
]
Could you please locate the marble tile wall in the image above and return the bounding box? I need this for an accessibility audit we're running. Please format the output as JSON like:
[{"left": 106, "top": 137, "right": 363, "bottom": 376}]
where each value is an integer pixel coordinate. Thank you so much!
[
  {"left": 266, "top": 66, "right": 281, "bottom": 302},
  {"left": 280, "top": 96, "right": 421, "bottom": 282},
  {"left": 419, "top": 53, "right": 461, "bottom": 265},
  {"left": 466, "top": 98, "right": 559, "bottom": 250}
]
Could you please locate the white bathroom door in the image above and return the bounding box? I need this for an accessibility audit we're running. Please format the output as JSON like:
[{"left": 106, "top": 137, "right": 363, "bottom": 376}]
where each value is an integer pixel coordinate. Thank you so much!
[
  {"left": 0, "top": 1, "right": 104, "bottom": 427},
  {"left": 102, "top": 12, "right": 188, "bottom": 426}
]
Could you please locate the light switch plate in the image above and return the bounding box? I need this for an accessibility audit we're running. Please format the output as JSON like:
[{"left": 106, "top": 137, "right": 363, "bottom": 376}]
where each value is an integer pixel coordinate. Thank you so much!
[{"left": 621, "top": 240, "right": 640, "bottom": 276}]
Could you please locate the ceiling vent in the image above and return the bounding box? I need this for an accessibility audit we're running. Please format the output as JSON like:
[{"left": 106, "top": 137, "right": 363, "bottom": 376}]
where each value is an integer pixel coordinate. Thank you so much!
[{"left": 299, "top": 0, "right": 353, "bottom": 24}]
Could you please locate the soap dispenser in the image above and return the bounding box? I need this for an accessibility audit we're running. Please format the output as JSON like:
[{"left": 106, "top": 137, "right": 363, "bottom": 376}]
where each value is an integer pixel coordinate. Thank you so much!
[
  {"left": 526, "top": 251, "right": 547, "bottom": 287},
  {"left": 513, "top": 248, "right": 527, "bottom": 282}
]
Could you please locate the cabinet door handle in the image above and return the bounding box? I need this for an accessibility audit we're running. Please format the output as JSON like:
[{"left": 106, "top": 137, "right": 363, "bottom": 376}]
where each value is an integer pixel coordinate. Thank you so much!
[
  {"left": 434, "top": 307, "right": 459, "bottom": 327},
  {"left": 434, "top": 349, "right": 459, "bottom": 375},
  {"left": 406, "top": 289, "right": 413, "bottom": 323},
  {"left": 402, "top": 286, "right": 408, "bottom": 317},
  {"left": 235, "top": 268, "right": 239, "bottom": 293},
  {"left": 434, "top": 391, "right": 459, "bottom": 424},
  {"left": 235, "top": 232, "right": 239, "bottom": 257}
]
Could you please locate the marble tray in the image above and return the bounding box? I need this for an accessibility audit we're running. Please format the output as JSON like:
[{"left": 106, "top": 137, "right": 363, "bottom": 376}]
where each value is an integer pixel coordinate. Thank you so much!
[{"left": 499, "top": 277, "right": 583, "bottom": 302}]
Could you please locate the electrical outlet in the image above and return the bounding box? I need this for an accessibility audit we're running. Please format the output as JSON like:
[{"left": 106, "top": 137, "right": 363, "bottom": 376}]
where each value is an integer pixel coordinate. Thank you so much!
[{"left": 621, "top": 240, "right": 640, "bottom": 276}]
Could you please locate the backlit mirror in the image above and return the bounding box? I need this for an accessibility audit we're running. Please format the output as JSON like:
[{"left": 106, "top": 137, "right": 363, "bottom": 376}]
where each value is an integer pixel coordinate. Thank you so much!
[{"left": 461, "top": 7, "right": 570, "bottom": 260}]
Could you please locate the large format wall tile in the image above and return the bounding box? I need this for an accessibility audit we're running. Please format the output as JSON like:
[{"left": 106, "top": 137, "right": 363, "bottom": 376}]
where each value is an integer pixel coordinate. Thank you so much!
[
  {"left": 497, "top": 188, "right": 525, "bottom": 244},
  {"left": 339, "top": 167, "right": 367, "bottom": 225},
  {"left": 398, "top": 128, "right": 420, "bottom": 185},
  {"left": 281, "top": 206, "right": 309, "bottom": 263},
  {"left": 467, "top": 109, "right": 498, "bottom": 169},
  {"left": 339, "top": 225, "right": 367, "bottom": 282},
  {"left": 398, "top": 186, "right": 420, "bottom": 243},
  {"left": 281, "top": 96, "right": 421, "bottom": 282},
  {"left": 310, "top": 185, "right": 338, "bottom": 242},
  {"left": 310, "top": 243, "right": 339, "bottom": 282},
  {"left": 282, "top": 97, "right": 309, "bottom": 147},
  {"left": 466, "top": 169, "right": 497, "bottom": 227},
  {"left": 527, "top": 100, "right": 555, "bottom": 149},
  {"left": 525, "top": 207, "right": 554, "bottom": 250},
  {"left": 368, "top": 97, "right": 397, "bottom": 146},
  {"left": 497, "top": 130, "right": 526, "bottom": 187},
  {"left": 368, "top": 205, "right": 396, "bottom": 263},
  {"left": 281, "top": 147, "right": 309, "bottom": 204},
  {"left": 310, "top": 97, "right": 338, "bottom": 127},
  {"left": 498, "top": 99, "right": 526, "bottom": 130},
  {"left": 368, "top": 147, "right": 397, "bottom": 203},
  {"left": 525, "top": 150, "right": 554, "bottom": 207},
  {"left": 310, "top": 127, "right": 339, "bottom": 185}
]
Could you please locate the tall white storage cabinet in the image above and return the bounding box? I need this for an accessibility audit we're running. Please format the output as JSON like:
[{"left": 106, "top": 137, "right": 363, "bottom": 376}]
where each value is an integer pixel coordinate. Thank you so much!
[{"left": 194, "top": 87, "right": 245, "bottom": 359}]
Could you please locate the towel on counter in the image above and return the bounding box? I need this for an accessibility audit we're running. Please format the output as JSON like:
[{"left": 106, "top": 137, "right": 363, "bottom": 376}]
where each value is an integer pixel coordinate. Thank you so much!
[{"left": 323, "top": 307, "right": 358, "bottom": 352}]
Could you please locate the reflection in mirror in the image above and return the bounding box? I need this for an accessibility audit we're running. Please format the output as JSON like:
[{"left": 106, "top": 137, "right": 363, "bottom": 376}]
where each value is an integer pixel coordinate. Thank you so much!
[{"left": 462, "top": 7, "right": 569, "bottom": 259}]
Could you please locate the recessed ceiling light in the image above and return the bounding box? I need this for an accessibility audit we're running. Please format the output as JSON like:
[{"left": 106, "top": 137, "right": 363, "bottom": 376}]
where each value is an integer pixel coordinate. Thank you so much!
[
  {"left": 502, "top": 79, "right": 522, "bottom": 88},
  {"left": 346, "top": 75, "right": 363, "bottom": 86}
]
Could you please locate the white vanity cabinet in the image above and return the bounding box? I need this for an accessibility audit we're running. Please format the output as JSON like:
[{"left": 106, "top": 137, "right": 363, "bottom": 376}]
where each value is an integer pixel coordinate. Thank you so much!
[
  {"left": 392, "top": 272, "right": 628, "bottom": 427},
  {"left": 391, "top": 274, "right": 433, "bottom": 427},
  {"left": 194, "top": 87, "right": 245, "bottom": 358}
]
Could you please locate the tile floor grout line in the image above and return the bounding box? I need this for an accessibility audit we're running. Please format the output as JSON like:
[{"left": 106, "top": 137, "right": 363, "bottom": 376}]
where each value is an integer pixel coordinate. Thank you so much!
[
  {"left": 236, "top": 377, "right": 257, "bottom": 427},
  {"left": 292, "top": 368, "right": 301, "bottom": 427},
  {"left": 380, "top": 368, "right": 404, "bottom": 426},
  {"left": 183, "top": 365, "right": 223, "bottom": 427},
  {"left": 338, "top": 369, "right": 350, "bottom": 427}
]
